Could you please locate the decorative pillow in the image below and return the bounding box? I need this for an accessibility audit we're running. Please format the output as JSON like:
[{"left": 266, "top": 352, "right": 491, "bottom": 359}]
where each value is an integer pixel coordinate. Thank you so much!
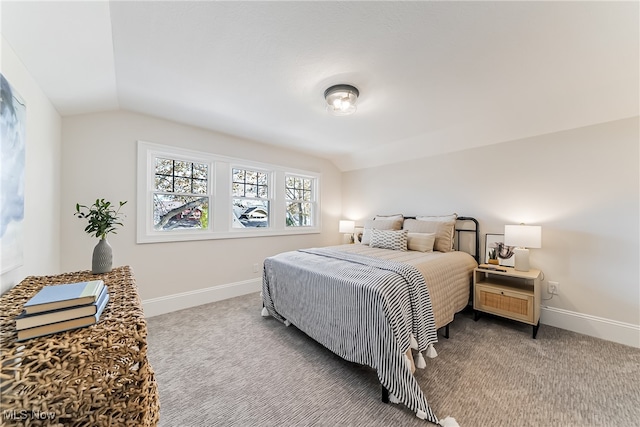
[
  {"left": 374, "top": 214, "right": 404, "bottom": 230},
  {"left": 370, "top": 229, "right": 408, "bottom": 251},
  {"left": 415, "top": 213, "right": 457, "bottom": 222},
  {"left": 374, "top": 213, "right": 404, "bottom": 221},
  {"left": 407, "top": 232, "right": 436, "bottom": 252},
  {"left": 403, "top": 218, "right": 456, "bottom": 252},
  {"left": 361, "top": 218, "right": 403, "bottom": 245}
]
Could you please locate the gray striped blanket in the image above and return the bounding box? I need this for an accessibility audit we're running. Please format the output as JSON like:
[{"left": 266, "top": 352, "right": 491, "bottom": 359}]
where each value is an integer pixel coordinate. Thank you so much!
[{"left": 262, "top": 247, "right": 440, "bottom": 423}]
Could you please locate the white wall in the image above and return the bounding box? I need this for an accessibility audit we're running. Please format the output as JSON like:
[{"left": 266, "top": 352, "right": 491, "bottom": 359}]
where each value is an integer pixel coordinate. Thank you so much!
[
  {"left": 60, "top": 111, "right": 342, "bottom": 308},
  {"left": 342, "top": 117, "right": 640, "bottom": 346},
  {"left": 4, "top": 27, "right": 637, "bottom": 345},
  {"left": 0, "top": 36, "right": 62, "bottom": 294}
]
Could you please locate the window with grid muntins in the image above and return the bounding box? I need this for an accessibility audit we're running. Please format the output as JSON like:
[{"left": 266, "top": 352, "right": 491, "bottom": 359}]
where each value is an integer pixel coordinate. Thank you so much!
[
  {"left": 285, "top": 175, "right": 314, "bottom": 227},
  {"left": 232, "top": 168, "right": 270, "bottom": 228},
  {"left": 153, "top": 158, "right": 209, "bottom": 231},
  {"left": 138, "top": 140, "right": 320, "bottom": 243}
]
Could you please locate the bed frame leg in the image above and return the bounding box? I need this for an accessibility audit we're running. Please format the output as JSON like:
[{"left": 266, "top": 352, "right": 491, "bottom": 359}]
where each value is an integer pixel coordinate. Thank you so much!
[
  {"left": 440, "top": 324, "right": 450, "bottom": 339},
  {"left": 381, "top": 385, "right": 389, "bottom": 403}
]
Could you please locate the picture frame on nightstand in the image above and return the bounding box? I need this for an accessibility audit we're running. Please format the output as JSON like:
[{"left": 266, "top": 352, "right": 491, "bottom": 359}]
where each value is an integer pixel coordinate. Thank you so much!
[
  {"left": 485, "top": 233, "right": 515, "bottom": 267},
  {"left": 354, "top": 226, "right": 364, "bottom": 243}
]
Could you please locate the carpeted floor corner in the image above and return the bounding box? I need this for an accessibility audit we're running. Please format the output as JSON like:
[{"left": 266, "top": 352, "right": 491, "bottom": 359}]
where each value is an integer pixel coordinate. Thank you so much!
[{"left": 146, "top": 292, "right": 640, "bottom": 426}]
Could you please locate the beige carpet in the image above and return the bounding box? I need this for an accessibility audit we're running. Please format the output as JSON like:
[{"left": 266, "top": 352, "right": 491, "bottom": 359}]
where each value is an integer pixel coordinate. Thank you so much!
[{"left": 146, "top": 292, "right": 640, "bottom": 426}]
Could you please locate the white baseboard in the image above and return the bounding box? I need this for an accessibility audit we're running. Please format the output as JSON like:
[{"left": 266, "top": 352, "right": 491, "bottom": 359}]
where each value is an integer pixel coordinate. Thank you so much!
[
  {"left": 541, "top": 305, "right": 640, "bottom": 348},
  {"left": 142, "top": 284, "right": 639, "bottom": 348},
  {"left": 142, "top": 278, "right": 261, "bottom": 318}
]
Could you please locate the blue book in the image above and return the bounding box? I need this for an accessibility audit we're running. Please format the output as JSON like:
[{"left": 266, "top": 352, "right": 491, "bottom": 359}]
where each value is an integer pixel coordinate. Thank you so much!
[
  {"left": 17, "top": 287, "right": 110, "bottom": 341},
  {"left": 23, "top": 280, "right": 104, "bottom": 315},
  {"left": 16, "top": 286, "right": 108, "bottom": 330}
]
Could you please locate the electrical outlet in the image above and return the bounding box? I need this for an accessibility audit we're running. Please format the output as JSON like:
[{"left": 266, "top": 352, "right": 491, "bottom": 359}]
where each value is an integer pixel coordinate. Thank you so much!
[
  {"left": 548, "top": 281, "right": 559, "bottom": 295},
  {"left": 253, "top": 263, "right": 260, "bottom": 273}
]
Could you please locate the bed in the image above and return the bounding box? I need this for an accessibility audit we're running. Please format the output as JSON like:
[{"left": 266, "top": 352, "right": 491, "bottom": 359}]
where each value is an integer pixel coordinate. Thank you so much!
[{"left": 261, "top": 215, "right": 479, "bottom": 425}]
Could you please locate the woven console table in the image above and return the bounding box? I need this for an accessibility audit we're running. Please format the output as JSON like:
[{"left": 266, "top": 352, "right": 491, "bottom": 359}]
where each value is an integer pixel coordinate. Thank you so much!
[{"left": 0, "top": 266, "right": 159, "bottom": 427}]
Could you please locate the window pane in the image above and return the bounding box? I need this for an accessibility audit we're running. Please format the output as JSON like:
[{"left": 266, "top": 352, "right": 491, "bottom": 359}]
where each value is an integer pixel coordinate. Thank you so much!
[
  {"left": 233, "top": 199, "right": 269, "bottom": 228},
  {"left": 232, "top": 183, "right": 244, "bottom": 197},
  {"left": 285, "top": 175, "right": 313, "bottom": 204},
  {"left": 192, "top": 163, "right": 208, "bottom": 179},
  {"left": 155, "top": 175, "right": 173, "bottom": 192},
  {"left": 285, "top": 176, "right": 294, "bottom": 188},
  {"left": 174, "top": 161, "right": 192, "bottom": 177},
  {"left": 192, "top": 178, "right": 207, "bottom": 194},
  {"left": 175, "top": 177, "right": 191, "bottom": 193},
  {"left": 286, "top": 201, "right": 312, "bottom": 227},
  {"left": 155, "top": 158, "right": 173, "bottom": 175},
  {"left": 155, "top": 158, "right": 208, "bottom": 194},
  {"left": 233, "top": 168, "right": 268, "bottom": 198},
  {"left": 154, "top": 194, "right": 209, "bottom": 230},
  {"left": 245, "top": 185, "right": 257, "bottom": 198}
]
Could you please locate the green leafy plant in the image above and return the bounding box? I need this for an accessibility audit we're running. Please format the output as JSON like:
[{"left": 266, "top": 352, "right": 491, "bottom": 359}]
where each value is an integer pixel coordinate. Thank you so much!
[
  {"left": 488, "top": 248, "right": 497, "bottom": 260},
  {"left": 75, "top": 199, "right": 127, "bottom": 240}
]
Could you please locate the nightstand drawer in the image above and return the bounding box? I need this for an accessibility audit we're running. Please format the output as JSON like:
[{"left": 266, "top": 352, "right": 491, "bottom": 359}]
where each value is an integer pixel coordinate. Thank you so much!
[{"left": 475, "top": 283, "right": 534, "bottom": 324}]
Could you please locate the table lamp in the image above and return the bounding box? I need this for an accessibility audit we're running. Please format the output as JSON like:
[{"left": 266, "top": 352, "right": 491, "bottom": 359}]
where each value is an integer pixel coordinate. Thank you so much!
[
  {"left": 339, "top": 220, "right": 355, "bottom": 244},
  {"left": 504, "top": 224, "right": 541, "bottom": 272}
]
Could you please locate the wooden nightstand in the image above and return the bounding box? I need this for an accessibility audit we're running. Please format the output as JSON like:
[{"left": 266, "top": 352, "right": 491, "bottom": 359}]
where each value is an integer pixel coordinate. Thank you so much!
[{"left": 473, "top": 264, "right": 542, "bottom": 338}]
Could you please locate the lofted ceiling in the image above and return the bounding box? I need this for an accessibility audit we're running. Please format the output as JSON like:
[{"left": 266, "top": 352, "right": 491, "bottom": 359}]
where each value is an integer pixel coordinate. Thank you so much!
[{"left": 2, "top": 1, "right": 638, "bottom": 171}]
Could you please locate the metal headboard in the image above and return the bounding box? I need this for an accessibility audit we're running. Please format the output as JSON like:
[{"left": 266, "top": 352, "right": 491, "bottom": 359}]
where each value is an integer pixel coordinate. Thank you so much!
[{"left": 455, "top": 216, "right": 480, "bottom": 264}]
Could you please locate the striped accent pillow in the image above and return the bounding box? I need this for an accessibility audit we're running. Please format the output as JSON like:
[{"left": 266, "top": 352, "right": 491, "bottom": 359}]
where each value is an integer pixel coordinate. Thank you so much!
[{"left": 370, "top": 229, "right": 408, "bottom": 251}]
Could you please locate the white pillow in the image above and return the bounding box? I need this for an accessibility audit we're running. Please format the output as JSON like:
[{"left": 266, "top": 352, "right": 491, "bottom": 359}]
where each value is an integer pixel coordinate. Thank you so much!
[
  {"left": 407, "top": 232, "right": 436, "bottom": 252},
  {"left": 370, "top": 229, "right": 408, "bottom": 251},
  {"left": 415, "top": 213, "right": 457, "bottom": 222},
  {"left": 375, "top": 213, "right": 404, "bottom": 221}
]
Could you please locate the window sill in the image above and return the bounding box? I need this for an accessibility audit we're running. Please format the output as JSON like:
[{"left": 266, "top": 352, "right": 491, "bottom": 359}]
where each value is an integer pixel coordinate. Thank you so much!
[{"left": 136, "top": 227, "right": 321, "bottom": 244}]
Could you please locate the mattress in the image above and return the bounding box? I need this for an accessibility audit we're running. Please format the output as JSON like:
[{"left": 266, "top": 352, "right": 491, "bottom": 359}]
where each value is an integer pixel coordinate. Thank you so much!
[{"left": 328, "top": 244, "right": 477, "bottom": 329}]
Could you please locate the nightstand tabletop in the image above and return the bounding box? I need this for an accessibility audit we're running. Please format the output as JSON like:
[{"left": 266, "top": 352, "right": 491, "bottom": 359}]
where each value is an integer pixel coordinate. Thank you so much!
[{"left": 477, "top": 264, "right": 541, "bottom": 279}]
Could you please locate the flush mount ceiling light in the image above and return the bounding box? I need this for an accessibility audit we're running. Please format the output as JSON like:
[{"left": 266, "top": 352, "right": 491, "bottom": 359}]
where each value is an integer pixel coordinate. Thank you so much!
[{"left": 324, "top": 84, "right": 359, "bottom": 116}]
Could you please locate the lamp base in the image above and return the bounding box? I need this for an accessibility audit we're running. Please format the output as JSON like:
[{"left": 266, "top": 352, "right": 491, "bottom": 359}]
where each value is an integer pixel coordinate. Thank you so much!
[
  {"left": 513, "top": 247, "right": 530, "bottom": 272},
  {"left": 342, "top": 233, "right": 354, "bottom": 244}
]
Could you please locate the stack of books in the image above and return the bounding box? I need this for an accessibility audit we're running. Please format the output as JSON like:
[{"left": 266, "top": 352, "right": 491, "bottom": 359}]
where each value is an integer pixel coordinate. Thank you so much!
[{"left": 16, "top": 280, "right": 110, "bottom": 341}]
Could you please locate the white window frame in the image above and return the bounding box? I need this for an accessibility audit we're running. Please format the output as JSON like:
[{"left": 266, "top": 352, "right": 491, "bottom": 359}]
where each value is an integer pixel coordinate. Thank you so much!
[
  {"left": 285, "top": 173, "right": 318, "bottom": 228},
  {"left": 230, "top": 164, "right": 273, "bottom": 231},
  {"left": 137, "top": 141, "right": 321, "bottom": 243}
]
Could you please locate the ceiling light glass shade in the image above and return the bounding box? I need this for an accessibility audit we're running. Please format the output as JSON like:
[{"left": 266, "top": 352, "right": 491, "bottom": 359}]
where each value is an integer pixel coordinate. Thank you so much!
[{"left": 324, "top": 84, "right": 359, "bottom": 116}]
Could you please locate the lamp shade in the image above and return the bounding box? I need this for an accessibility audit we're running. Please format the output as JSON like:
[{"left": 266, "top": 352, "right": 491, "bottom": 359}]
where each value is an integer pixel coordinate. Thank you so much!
[
  {"left": 339, "top": 220, "right": 355, "bottom": 234},
  {"left": 504, "top": 225, "right": 542, "bottom": 249}
]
